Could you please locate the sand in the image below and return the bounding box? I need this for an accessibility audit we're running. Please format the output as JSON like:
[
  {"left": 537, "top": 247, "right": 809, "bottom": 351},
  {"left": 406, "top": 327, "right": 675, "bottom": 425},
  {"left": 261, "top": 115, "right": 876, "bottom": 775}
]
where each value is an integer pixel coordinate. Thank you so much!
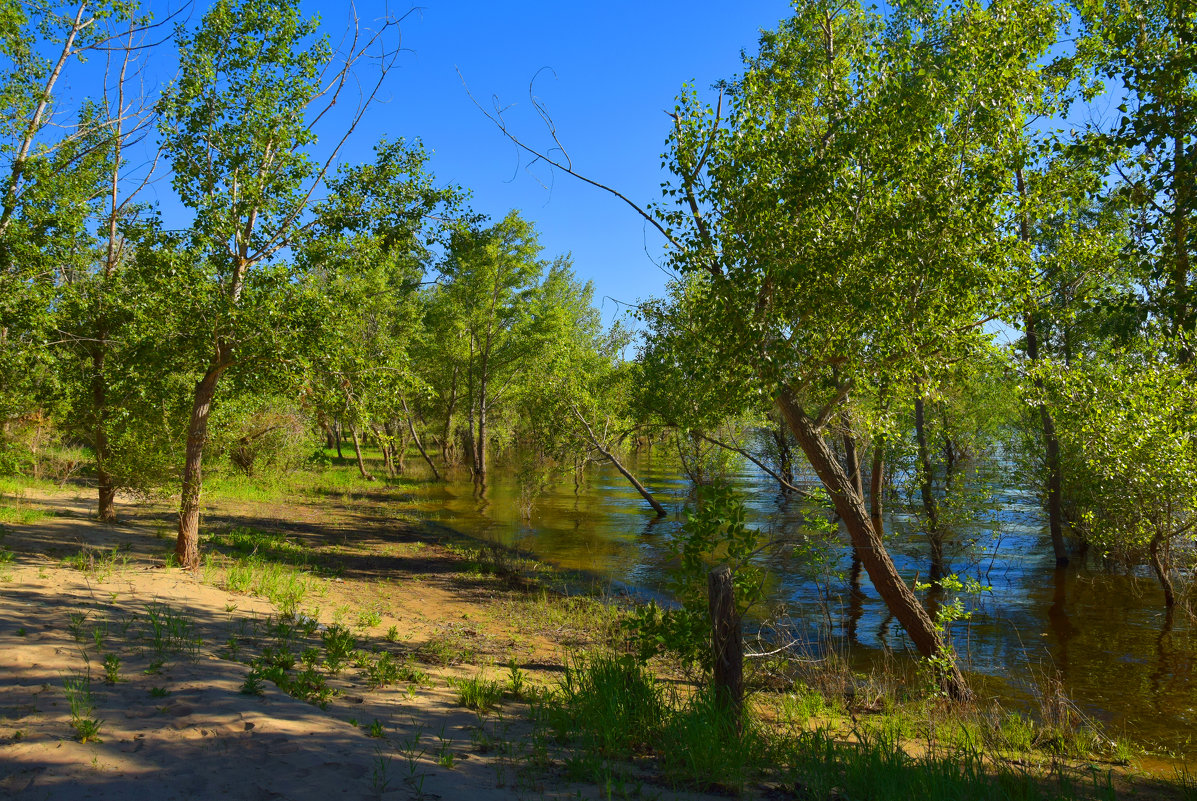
[{"left": 0, "top": 486, "right": 711, "bottom": 801}]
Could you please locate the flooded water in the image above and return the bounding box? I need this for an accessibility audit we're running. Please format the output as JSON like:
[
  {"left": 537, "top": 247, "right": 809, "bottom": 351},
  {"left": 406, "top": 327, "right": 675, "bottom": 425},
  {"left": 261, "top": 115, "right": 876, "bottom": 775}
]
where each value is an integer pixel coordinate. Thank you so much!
[{"left": 401, "top": 451, "right": 1196, "bottom": 758}]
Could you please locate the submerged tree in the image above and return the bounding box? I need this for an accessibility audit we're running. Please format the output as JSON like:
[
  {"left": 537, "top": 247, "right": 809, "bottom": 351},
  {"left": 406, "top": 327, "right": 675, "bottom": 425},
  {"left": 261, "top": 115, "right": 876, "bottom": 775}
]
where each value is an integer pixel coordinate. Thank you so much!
[{"left": 646, "top": 0, "right": 1066, "bottom": 698}]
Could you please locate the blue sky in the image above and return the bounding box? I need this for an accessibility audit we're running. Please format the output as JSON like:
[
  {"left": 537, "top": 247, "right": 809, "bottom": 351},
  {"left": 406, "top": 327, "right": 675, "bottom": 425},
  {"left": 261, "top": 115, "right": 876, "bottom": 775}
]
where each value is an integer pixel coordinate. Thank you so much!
[{"left": 306, "top": 0, "right": 796, "bottom": 324}]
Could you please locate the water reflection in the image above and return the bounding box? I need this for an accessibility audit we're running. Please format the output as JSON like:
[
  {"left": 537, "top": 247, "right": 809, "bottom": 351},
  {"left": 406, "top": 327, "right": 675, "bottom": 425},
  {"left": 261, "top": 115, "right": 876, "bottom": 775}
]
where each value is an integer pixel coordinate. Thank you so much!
[{"left": 398, "top": 452, "right": 1197, "bottom": 758}]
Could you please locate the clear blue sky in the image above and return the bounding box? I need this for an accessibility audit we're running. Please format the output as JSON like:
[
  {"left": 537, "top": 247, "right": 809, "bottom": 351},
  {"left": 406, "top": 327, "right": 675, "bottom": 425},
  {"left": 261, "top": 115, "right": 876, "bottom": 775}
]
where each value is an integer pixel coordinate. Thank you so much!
[{"left": 306, "top": 0, "right": 795, "bottom": 324}]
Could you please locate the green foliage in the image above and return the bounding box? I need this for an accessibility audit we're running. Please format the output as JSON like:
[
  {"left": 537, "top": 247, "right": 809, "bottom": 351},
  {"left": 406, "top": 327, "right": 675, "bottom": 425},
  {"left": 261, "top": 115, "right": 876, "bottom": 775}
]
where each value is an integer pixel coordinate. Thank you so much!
[
  {"left": 1041, "top": 346, "right": 1197, "bottom": 591},
  {"left": 320, "top": 624, "right": 356, "bottom": 674},
  {"left": 629, "top": 481, "right": 765, "bottom": 667},
  {"left": 63, "top": 669, "right": 103, "bottom": 743}
]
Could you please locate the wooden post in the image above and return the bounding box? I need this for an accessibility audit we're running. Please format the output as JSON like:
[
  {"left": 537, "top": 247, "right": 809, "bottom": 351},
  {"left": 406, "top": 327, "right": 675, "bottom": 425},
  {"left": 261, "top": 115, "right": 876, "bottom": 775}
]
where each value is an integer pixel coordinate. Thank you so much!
[{"left": 708, "top": 565, "right": 743, "bottom": 732}]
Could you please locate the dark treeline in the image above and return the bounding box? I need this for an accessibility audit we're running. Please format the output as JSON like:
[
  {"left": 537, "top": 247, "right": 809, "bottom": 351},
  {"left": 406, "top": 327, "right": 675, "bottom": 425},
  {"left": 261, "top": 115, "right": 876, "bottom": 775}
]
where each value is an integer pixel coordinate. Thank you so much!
[{"left": 0, "top": 0, "right": 1193, "bottom": 697}]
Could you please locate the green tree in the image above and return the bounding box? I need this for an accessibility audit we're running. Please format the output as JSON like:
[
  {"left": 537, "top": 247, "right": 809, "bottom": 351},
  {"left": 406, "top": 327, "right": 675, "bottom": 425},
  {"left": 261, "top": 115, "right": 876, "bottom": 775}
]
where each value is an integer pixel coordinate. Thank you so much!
[
  {"left": 157, "top": 0, "right": 399, "bottom": 567},
  {"left": 648, "top": 0, "right": 1065, "bottom": 698},
  {"left": 0, "top": 1, "right": 149, "bottom": 473},
  {"left": 433, "top": 211, "right": 545, "bottom": 483},
  {"left": 1040, "top": 345, "right": 1197, "bottom": 610},
  {"left": 1075, "top": 0, "right": 1196, "bottom": 362}
]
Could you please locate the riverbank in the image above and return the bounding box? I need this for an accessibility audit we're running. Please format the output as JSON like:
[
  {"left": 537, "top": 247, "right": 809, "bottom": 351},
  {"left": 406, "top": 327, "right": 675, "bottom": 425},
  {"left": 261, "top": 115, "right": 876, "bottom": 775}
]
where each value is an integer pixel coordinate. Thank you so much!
[{"left": 0, "top": 468, "right": 1192, "bottom": 800}]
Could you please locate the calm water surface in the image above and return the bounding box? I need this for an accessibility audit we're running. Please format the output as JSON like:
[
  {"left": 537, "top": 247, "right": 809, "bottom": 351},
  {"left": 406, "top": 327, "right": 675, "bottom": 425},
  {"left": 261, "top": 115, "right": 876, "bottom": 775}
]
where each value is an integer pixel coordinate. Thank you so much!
[{"left": 400, "top": 452, "right": 1196, "bottom": 758}]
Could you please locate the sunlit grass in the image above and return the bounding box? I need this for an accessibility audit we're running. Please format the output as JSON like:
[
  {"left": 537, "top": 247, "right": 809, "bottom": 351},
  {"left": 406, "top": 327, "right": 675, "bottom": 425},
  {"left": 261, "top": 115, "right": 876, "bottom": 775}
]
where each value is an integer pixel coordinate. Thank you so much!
[
  {"left": 0, "top": 502, "right": 55, "bottom": 525},
  {"left": 201, "top": 526, "right": 322, "bottom": 615}
]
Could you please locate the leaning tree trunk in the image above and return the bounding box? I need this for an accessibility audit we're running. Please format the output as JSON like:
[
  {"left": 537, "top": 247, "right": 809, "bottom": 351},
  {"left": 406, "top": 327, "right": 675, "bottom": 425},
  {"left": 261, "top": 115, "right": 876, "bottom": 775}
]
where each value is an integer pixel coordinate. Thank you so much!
[
  {"left": 401, "top": 399, "right": 441, "bottom": 481},
  {"left": 777, "top": 387, "right": 971, "bottom": 700},
  {"left": 176, "top": 367, "right": 226, "bottom": 569},
  {"left": 348, "top": 424, "right": 374, "bottom": 480},
  {"left": 572, "top": 405, "right": 666, "bottom": 517}
]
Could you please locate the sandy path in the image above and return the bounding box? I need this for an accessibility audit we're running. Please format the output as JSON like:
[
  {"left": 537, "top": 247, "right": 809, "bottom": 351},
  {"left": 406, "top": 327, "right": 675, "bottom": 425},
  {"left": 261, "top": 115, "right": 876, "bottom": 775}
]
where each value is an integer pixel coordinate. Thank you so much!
[{"left": 0, "top": 490, "right": 711, "bottom": 801}]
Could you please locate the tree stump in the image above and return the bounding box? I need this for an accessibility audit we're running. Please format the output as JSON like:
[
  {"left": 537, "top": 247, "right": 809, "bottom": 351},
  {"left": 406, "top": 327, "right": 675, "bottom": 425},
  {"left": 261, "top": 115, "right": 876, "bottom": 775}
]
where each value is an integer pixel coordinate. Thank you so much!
[{"left": 708, "top": 565, "right": 743, "bottom": 732}]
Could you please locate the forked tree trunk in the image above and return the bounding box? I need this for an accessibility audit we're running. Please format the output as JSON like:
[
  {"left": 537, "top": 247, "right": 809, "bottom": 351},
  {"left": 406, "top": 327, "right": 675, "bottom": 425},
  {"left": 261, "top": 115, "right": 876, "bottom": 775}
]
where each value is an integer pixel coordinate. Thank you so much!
[
  {"left": 372, "top": 423, "right": 395, "bottom": 478},
  {"left": 777, "top": 387, "right": 971, "bottom": 700},
  {"left": 176, "top": 367, "right": 226, "bottom": 569}
]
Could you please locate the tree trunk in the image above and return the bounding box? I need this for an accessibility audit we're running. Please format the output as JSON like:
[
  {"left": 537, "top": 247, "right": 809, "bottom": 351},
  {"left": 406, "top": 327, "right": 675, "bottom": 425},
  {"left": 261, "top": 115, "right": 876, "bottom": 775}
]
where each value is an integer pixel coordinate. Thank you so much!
[
  {"left": 442, "top": 366, "right": 458, "bottom": 465},
  {"left": 476, "top": 369, "right": 489, "bottom": 480},
  {"left": 1018, "top": 169, "right": 1069, "bottom": 568},
  {"left": 334, "top": 418, "right": 344, "bottom": 459},
  {"left": 1150, "top": 534, "right": 1176, "bottom": 609},
  {"left": 1171, "top": 100, "right": 1192, "bottom": 364},
  {"left": 1026, "top": 312, "right": 1069, "bottom": 567},
  {"left": 573, "top": 405, "right": 667, "bottom": 517},
  {"left": 176, "top": 367, "right": 225, "bottom": 569},
  {"left": 401, "top": 398, "right": 441, "bottom": 481},
  {"left": 388, "top": 420, "right": 409, "bottom": 472},
  {"left": 777, "top": 387, "right": 971, "bottom": 700},
  {"left": 348, "top": 424, "right": 374, "bottom": 481},
  {"left": 914, "top": 394, "right": 945, "bottom": 580},
  {"left": 708, "top": 565, "right": 743, "bottom": 732},
  {"left": 320, "top": 420, "right": 336, "bottom": 450},
  {"left": 372, "top": 423, "right": 395, "bottom": 478},
  {"left": 91, "top": 349, "right": 117, "bottom": 523}
]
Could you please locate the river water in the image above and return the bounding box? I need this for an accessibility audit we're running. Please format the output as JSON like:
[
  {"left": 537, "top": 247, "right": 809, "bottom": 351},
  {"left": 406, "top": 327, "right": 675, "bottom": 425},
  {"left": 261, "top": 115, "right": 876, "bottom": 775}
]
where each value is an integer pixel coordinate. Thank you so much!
[{"left": 400, "top": 452, "right": 1196, "bottom": 758}]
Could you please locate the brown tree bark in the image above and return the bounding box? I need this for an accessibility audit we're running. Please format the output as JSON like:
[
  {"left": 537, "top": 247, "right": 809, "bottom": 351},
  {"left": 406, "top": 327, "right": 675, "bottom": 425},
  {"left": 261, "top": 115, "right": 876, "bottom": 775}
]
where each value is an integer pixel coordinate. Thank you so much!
[
  {"left": 1017, "top": 168, "right": 1069, "bottom": 568},
  {"left": 176, "top": 366, "right": 227, "bottom": 569},
  {"left": 914, "top": 394, "right": 945, "bottom": 580},
  {"left": 348, "top": 424, "right": 374, "bottom": 481},
  {"left": 708, "top": 565, "right": 743, "bottom": 732},
  {"left": 1150, "top": 534, "right": 1176, "bottom": 609},
  {"left": 91, "top": 349, "right": 117, "bottom": 523},
  {"left": 777, "top": 387, "right": 971, "bottom": 700},
  {"left": 573, "top": 405, "right": 667, "bottom": 517},
  {"left": 401, "top": 398, "right": 441, "bottom": 481}
]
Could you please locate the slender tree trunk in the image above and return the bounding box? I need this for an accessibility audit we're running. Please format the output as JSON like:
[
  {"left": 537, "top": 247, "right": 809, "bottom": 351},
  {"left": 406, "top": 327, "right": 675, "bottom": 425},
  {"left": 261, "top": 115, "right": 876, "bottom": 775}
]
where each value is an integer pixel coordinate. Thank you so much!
[
  {"left": 334, "top": 418, "right": 344, "bottom": 459},
  {"left": 91, "top": 349, "right": 117, "bottom": 523},
  {"left": 442, "top": 366, "right": 458, "bottom": 465},
  {"left": 572, "top": 405, "right": 666, "bottom": 517},
  {"left": 176, "top": 367, "right": 226, "bottom": 569},
  {"left": 1026, "top": 312, "right": 1069, "bottom": 567},
  {"left": 1150, "top": 534, "right": 1176, "bottom": 609},
  {"left": 1171, "top": 100, "right": 1192, "bottom": 364},
  {"left": 372, "top": 423, "right": 395, "bottom": 478},
  {"left": 401, "top": 398, "right": 441, "bottom": 481},
  {"left": 777, "top": 387, "right": 971, "bottom": 700},
  {"left": 348, "top": 424, "right": 374, "bottom": 480},
  {"left": 320, "top": 420, "right": 336, "bottom": 450},
  {"left": 386, "top": 420, "right": 408, "bottom": 472},
  {"left": 914, "top": 394, "right": 945, "bottom": 580},
  {"left": 476, "top": 363, "right": 489, "bottom": 480},
  {"left": 1017, "top": 169, "right": 1069, "bottom": 567}
]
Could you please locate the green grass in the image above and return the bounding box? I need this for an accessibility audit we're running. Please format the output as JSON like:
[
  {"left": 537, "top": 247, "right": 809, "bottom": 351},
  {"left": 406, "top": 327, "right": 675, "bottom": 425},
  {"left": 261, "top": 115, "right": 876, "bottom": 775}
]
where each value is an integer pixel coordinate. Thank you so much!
[
  {"left": 63, "top": 669, "right": 103, "bottom": 743},
  {"left": 450, "top": 674, "right": 503, "bottom": 712},
  {"left": 0, "top": 504, "right": 54, "bottom": 525},
  {"left": 416, "top": 631, "right": 478, "bottom": 666},
  {"left": 529, "top": 652, "right": 1130, "bottom": 799},
  {"left": 62, "top": 546, "right": 128, "bottom": 581},
  {"left": 141, "top": 602, "right": 201, "bottom": 661}
]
